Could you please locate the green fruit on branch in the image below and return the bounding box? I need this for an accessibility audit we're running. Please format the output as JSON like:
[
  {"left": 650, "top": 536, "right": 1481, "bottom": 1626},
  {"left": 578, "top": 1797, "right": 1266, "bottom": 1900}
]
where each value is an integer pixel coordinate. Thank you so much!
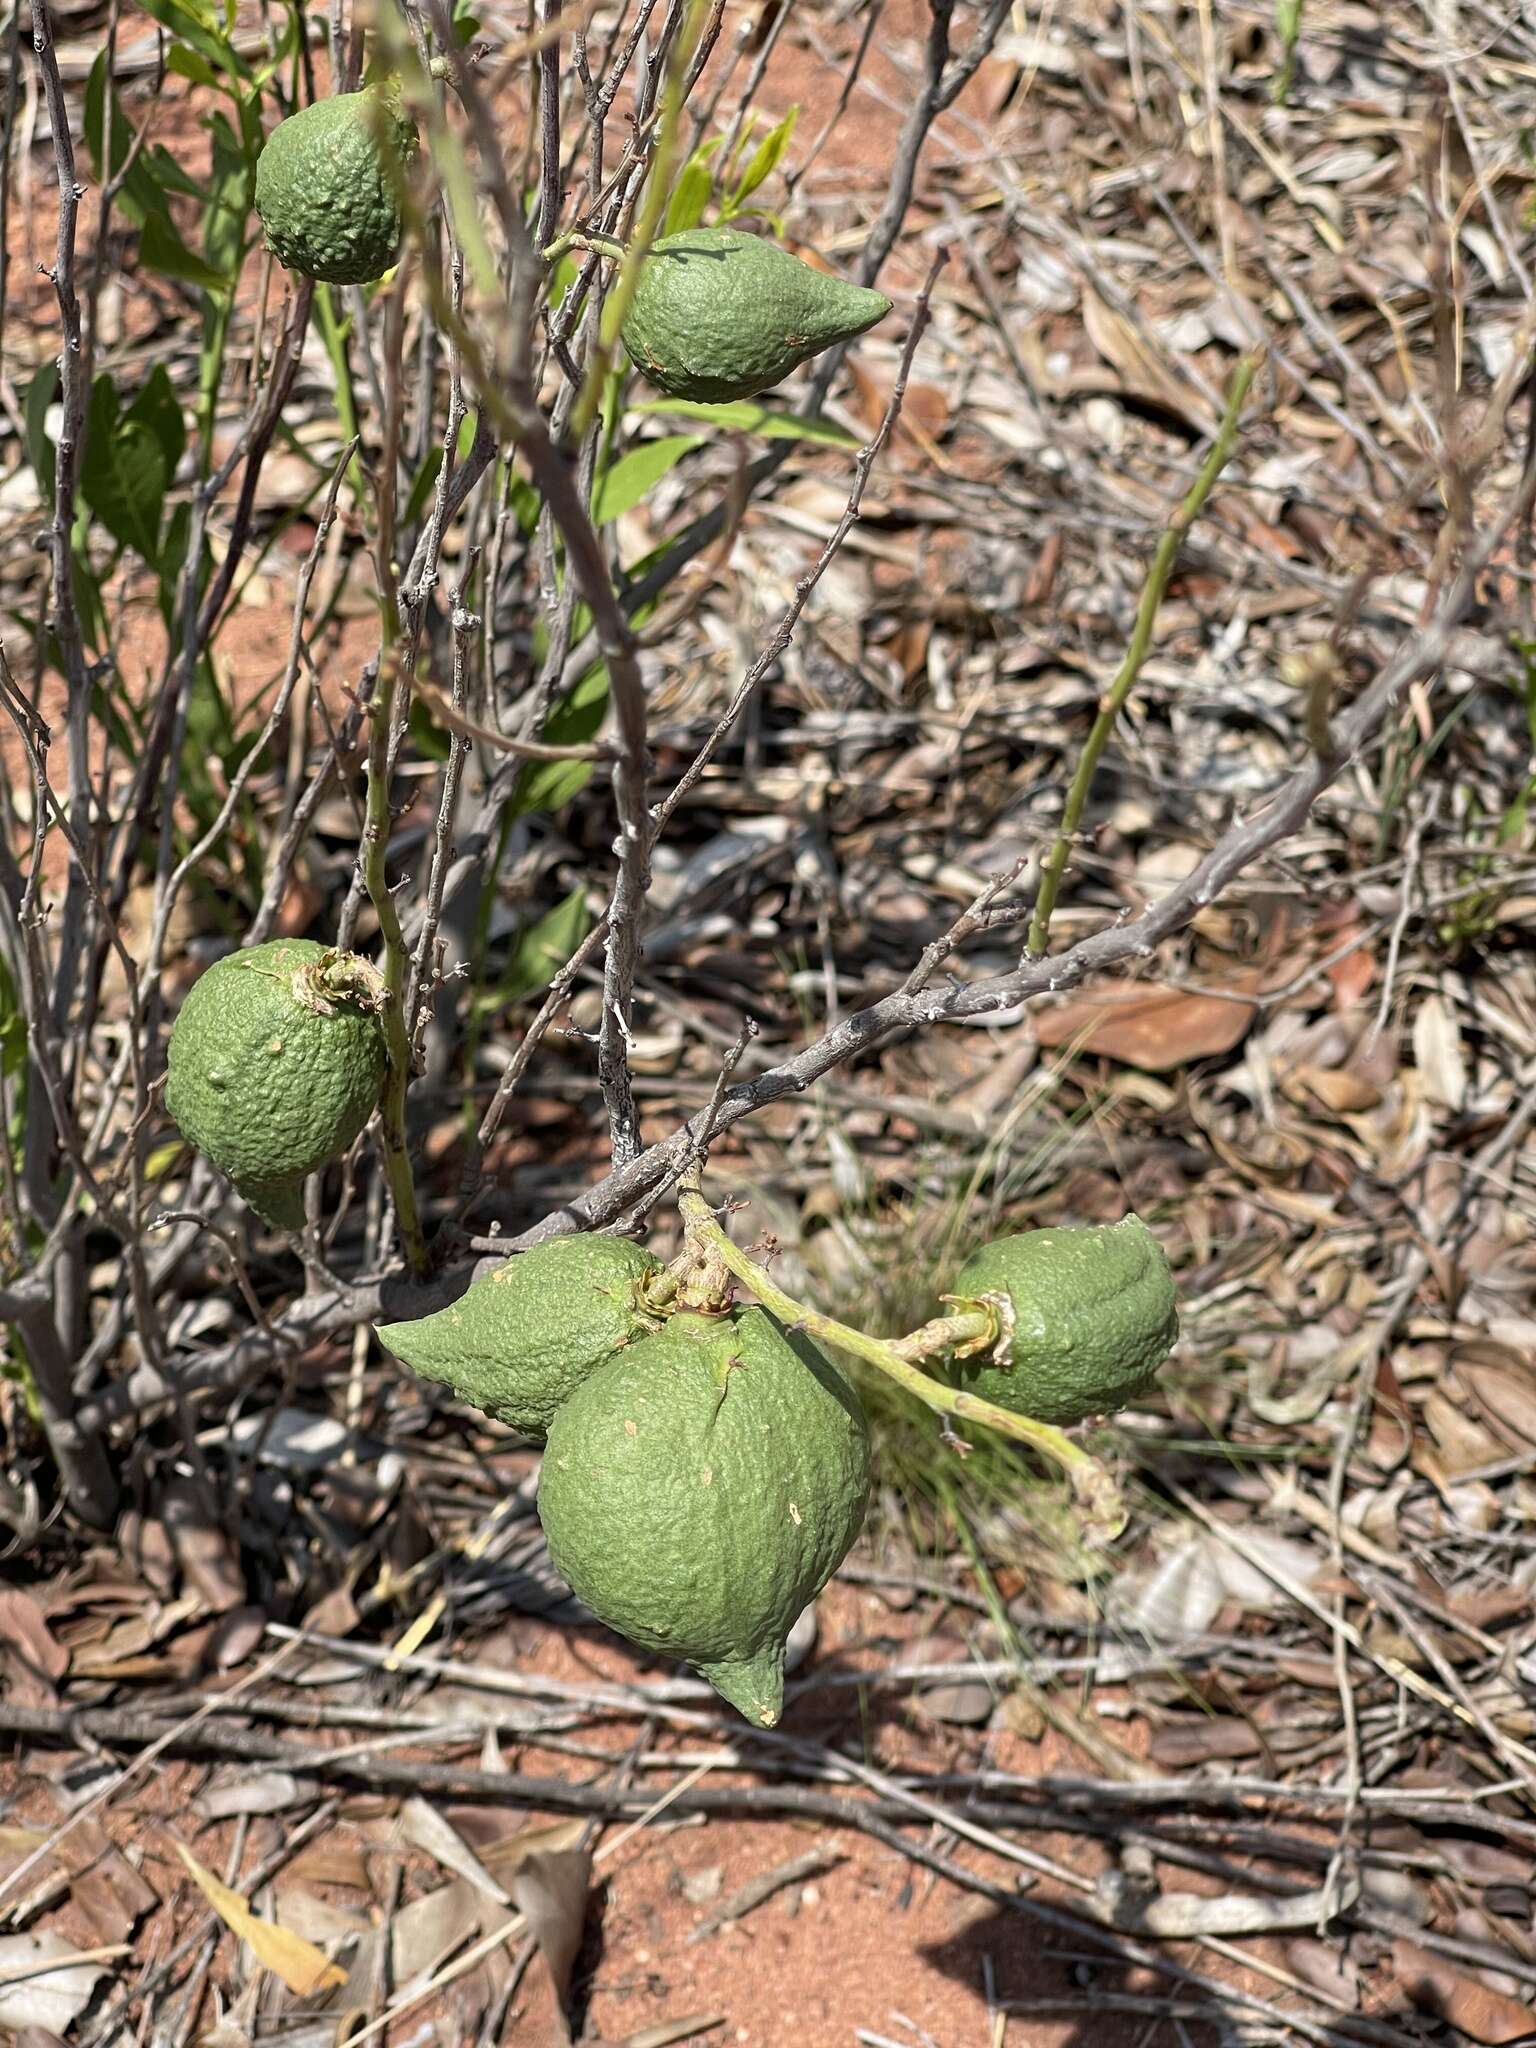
[
  {"left": 538, "top": 1307, "right": 870, "bottom": 1725},
  {"left": 621, "top": 226, "right": 892, "bottom": 403},
  {"left": 165, "top": 939, "right": 388, "bottom": 1230},
  {"left": 254, "top": 89, "right": 417, "bottom": 286},
  {"left": 376, "top": 1234, "right": 665, "bottom": 1439},
  {"left": 944, "top": 1218, "right": 1178, "bottom": 1426}
]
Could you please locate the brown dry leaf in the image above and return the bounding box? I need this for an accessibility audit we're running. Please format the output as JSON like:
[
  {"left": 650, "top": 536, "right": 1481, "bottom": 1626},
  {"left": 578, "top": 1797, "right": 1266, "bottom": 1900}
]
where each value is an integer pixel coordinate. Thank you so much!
[
  {"left": 175, "top": 1845, "right": 345, "bottom": 1996},
  {"left": 0, "top": 1590, "right": 69, "bottom": 1707},
  {"left": 509, "top": 1849, "right": 593, "bottom": 2048},
  {"left": 397, "top": 1800, "right": 511, "bottom": 1904},
  {"left": 1453, "top": 1347, "right": 1536, "bottom": 1451},
  {"left": 159, "top": 1479, "right": 246, "bottom": 1614},
  {"left": 1412, "top": 993, "right": 1468, "bottom": 1110},
  {"left": 1419, "top": 1390, "right": 1505, "bottom": 1479},
  {"left": 1392, "top": 1939, "right": 1536, "bottom": 2043},
  {"left": 1036, "top": 980, "right": 1257, "bottom": 1070},
  {"left": 0, "top": 1935, "right": 112, "bottom": 2034},
  {"left": 1288, "top": 1064, "right": 1383, "bottom": 1113},
  {"left": 473, "top": 1817, "right": 587, "bottom": 1877},
  {"left": 1081, "top": 291, "right": 1217, "bottom": 432}
]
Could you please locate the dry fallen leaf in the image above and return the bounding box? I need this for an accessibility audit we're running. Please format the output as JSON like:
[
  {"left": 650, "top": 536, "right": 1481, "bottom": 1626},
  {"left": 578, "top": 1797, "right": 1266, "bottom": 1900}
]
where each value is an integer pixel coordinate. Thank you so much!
[
  {"left": 398, "top": 1799, "right": 512, "bottom": 1905},
  {"left": 509, "top": 1849, "right": 593, "bottom": 2048},
  {"left": 1035, "top": 981, "right": 1258, "bottom": 1070},
  {"left": 0, "top": 1933, "right": 111, "bottom": 2034},
  {"left": 0, "top": 1591, "right": 69, "bottom": 1708},
  {"left": 175, "top": 1846, "right": 345, "bottom": 1996},
  {"left": 1412, "top": 993, "right": 1468, "bottom": 1110},
  {"left": 1393, "top": 1938, "right": 1536, "bottom": 2044}
]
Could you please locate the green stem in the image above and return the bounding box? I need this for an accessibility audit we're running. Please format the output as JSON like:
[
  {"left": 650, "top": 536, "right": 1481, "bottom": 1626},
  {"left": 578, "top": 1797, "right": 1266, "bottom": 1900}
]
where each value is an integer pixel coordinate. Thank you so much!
[
  {"left": 676, "top": 1176, "right": 1125, "bottom": 1542},
  {"left": 569, "top": 0, "right": 712, "bottom": 442},
  {"left": 1027, "top": 351, "right": 1260, "bottom": 956},
  {"left": 888, "top": 1309, "right": 996, "bottom": 1363},
  {"left": 541, "top": 230, "right": 627, "bottom": 264}
]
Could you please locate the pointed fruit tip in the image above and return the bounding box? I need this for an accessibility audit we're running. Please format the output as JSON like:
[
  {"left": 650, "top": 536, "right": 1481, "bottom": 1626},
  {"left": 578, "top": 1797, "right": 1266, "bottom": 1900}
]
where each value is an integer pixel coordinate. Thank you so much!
[{"left": 698, "top": 1645, "right": 786, "bottom": 1726}]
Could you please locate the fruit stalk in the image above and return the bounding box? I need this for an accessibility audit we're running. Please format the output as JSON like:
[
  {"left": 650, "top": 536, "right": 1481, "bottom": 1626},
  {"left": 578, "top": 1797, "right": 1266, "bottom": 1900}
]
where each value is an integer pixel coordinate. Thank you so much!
[
  {"left": 887, "top": 1308, "right": 997, "bottom": 1363},
  {"left": 1027, "top": 350, "right": 1260, "bottom": 956},
  {"left": 676, "top": 1176, "right": 1125, "bottom": 1541}
]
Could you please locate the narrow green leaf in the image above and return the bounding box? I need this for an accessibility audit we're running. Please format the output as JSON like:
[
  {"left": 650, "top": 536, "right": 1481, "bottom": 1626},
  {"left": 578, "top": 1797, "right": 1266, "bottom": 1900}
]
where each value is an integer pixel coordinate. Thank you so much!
[
  {"left": 84, "top": 50, "right": 170, "bottom": 223},
  {"left": 81, "top": 375, "right": 168, "bottom": 565},
  {"left": 24, "top": 363, "right": 59, "bottom": 507},
  {"left": 511, "top": 664, "right": 609, "bottom": 819},
  {"left": 630, "top": 397, "right": 858, "bottom": 447},
  {"left": 591, "top": 433, "right": 703, "bottom": 526},
  {"left": 139, "top": 210, "right": 230, "bottom": 291},
  {"left": 203, "top": 110, "right": 253, "bottom": 282},
  {"left": 477, "top": 885, "right": 591, "bottom": 1013},
  {"left": 724, "top": 106, "right": 797, "bottom": 213},
  {"left": 165, "top": 42, "right": 220, "bottom": 88},
  {"left": 664, "top": 153, "right": 716, "bottom": 236},
  {"left": 124, "top": 364, "right": 186, "bottom": 478},
  {"left": 137, "top": 0, "right": 249, "bottom": 80}
]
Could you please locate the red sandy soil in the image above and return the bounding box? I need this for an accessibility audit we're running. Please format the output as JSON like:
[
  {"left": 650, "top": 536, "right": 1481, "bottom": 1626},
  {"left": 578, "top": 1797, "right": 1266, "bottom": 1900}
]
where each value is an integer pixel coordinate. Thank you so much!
[{"left": 2, "top": 1571, "right": 1317, "bottom": 2048}]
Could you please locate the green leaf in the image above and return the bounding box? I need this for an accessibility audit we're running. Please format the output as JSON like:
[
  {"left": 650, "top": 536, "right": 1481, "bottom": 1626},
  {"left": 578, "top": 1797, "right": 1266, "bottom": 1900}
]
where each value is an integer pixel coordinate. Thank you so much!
[
  {"left": 630, "top": 398, "right": 858, "bottom": 447},
  {"left": 85, "top": 50, "right": 170, "bottom": 223},
  {"left": 477, "top": 886, "right": 591, "bottom": 1013},
  {"left": 124, "top": 363, "right": 186, "bottom": 478},
  {"left": 81, "top": 374, "right": 168, "bottom": 566},
  {"left": 404, "top": 447, "right": 445, "bottom": 529},
  {"left": 24, "top": 362, "right": 59, "bottom": 507},
  {"left": 591, "top": 433, "right": 703, "bottom": 526},
  {"left": 137, "top": 0, "right": 249, "bottom": 80},
  {"left": 511, "top": 663, "right": 609, "bottom": 818},
  {"left": 140, "top": 209, "right": 231, "bottom": 291},
  {"left": 723, "top": 106, "right": 797, "bottom": 214},
  {"left": 203, "top": 110, "right": 253, "bottom": 282},
  {"left": 664, "top": 146, "right": 718, "bottom": 235},
  {"left": 165, "top": 42, "right": 221, "bottom": 89}
]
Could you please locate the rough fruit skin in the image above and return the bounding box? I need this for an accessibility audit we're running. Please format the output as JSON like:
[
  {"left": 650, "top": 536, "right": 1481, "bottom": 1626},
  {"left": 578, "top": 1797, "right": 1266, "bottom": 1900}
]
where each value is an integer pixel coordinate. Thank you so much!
[
  {"left": 376, "top": 1235, "right": 665, "bottom": 1439},
  {"left": 165, "top": 939, "right": 388, "bottom": 1229},
  {"left": 539, "top": 1308, "right": 870, "bottom": 1724},
  {"left": 254, "top": 92, "right": 416, "bottom": 286},
  {"left": 621, "top": 227, "right": 892, "bottom": 403},
  {"left": 945, "top": 1218, "right": 1178, "bottom": 1426}
]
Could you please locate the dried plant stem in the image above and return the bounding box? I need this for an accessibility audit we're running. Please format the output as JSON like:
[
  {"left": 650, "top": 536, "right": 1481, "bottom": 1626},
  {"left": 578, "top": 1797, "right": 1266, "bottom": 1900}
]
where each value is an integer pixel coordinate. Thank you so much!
[
  {"left": 362, "top": 289, "right": 428, "bottom": 1278},
  {"left": 359, "top": 656, "right": 428, "bottom": 1278},
  {"left": 675, "top": 1174, "right": 1124, "bottom": 1540},
  {"left": 1027, "top": 351, "right": 1259, "bottom": 955}
]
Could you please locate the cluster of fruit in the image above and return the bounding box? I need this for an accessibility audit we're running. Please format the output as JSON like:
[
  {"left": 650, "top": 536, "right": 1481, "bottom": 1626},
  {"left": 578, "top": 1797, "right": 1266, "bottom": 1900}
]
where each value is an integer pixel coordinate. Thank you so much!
[
  {"left": 376, "top": 1217, "right": 1177, "bottom": 1725},
  {"left": 252, "top": 89, "right": 891, "bottom": 401}
]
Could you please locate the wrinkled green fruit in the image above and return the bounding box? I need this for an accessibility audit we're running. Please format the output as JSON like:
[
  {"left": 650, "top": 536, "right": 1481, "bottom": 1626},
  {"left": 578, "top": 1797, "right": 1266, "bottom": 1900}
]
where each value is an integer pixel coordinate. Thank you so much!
[
  {"left": 621, "top": 226, "right": 892, "bottom": 403},
  {"left": 944, "top": 1218, "right": 1178, "bottom": 1426},
  {"left": 539, "top": 1308, "right": 870, "bottom": 1725},
  {"left": 254, "top": 90, "right": 417, "bottom": 286},
  {"left": 165, "top": 939, "right": 388, "bottom": 1230},
  {"left": 376, "top": 1235, "right": 665, "bottom": 1439}
]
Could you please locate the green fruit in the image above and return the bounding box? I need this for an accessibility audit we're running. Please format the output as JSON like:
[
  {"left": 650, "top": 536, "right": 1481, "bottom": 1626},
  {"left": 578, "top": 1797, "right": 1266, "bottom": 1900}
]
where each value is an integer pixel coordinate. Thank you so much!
[
  {"left": 254, "top": 90, "right": 416, "bottom": 286},
  {"left": 539, "top": 1308, "right": 870, "bottom": 1725},
  {"left": 944, "top": 1218, "right": 1178, "bottom": 1426},
  {"left": 165, "top": 939, "right": 388, "bottom": 1229},
  {"left": 621, "top": 226, "right": 892, "bottom": 403},
  {"left": 376, "top": 1235, "right": 665, "bottom": 1439}
]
